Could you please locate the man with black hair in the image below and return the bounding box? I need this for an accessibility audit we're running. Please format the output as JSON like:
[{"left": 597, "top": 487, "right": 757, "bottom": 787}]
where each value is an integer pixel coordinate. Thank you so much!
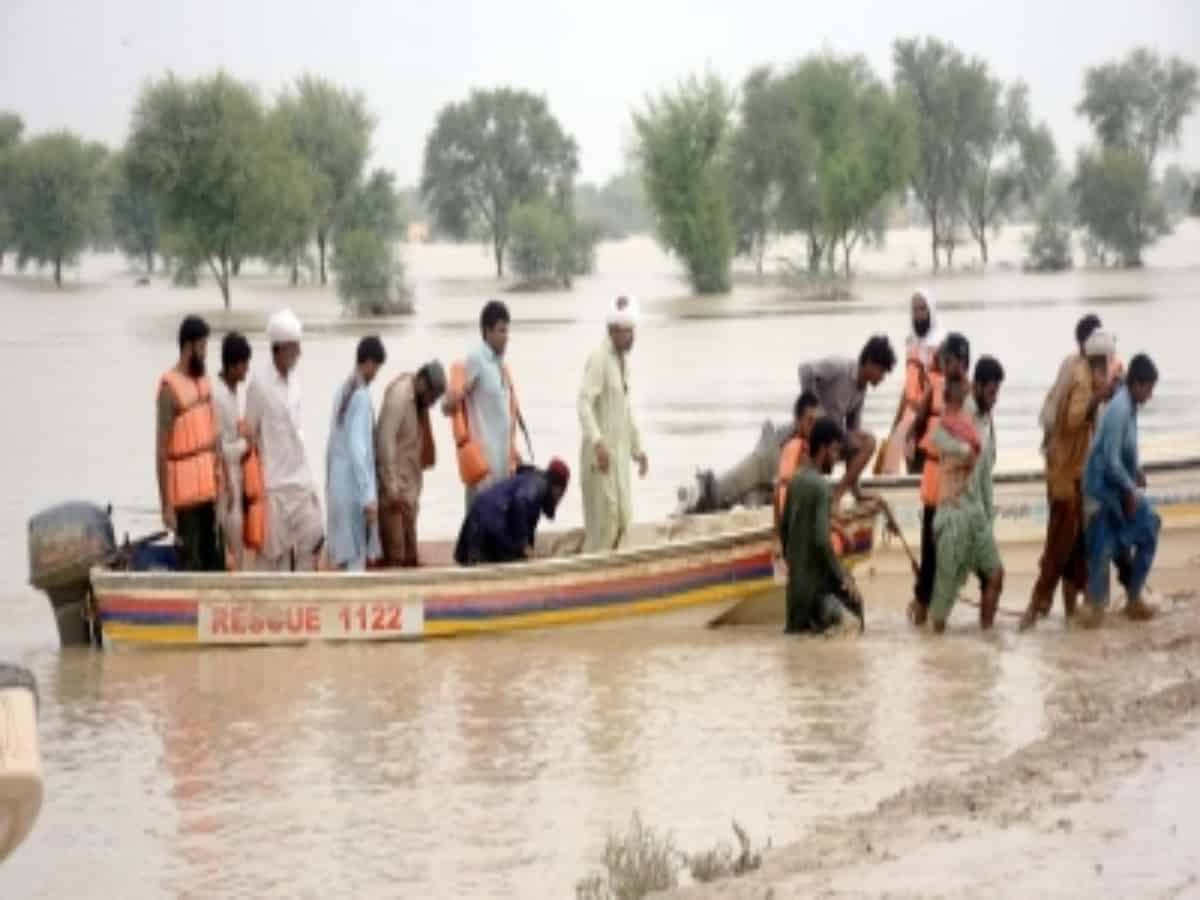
[
  {"left": 1078, "top": 353, "right": 1161, "bottom": 627},
  {"left": 1040, "top": 314, "right": 1103, "bottom": 449},
  {"left": 214, "top": 331, "right": 252, "bottom": 569},
  {"left": 799, "top": 335, "right": 897, "bottom": 504},
  {"left": 157, "top": 315, "right": 223, "bottom": 571},
  {"left": 443, "top": 300, "right": 522, "bottom": 507},
  {"left": 780, "top": 416, "right": 865, "bottom": 635},
  {"left": 774, "top": 391, "right": 821, "bottom": 529},
  {"left": 326, "top": 336, "right": 387, "bottom": 571}
]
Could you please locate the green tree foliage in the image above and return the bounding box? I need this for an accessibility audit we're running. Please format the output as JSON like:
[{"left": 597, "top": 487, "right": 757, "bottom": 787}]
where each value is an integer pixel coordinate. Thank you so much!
[
  {"left": 1160, "top": 163, "right": 1195, "bottom": 222},
  {"left": 634, "top": 74, "right": 737, "bottom": 294},
  {"left": 0, "top": 112, "right": 25, "bottom": 270},
  {"left": 421, "top": 88, "right": 579, "bottom": 278},
  {"left": 331, "top": 228, "right": 412, "bottom": 316},
  {"left": 128, "top": 72, "right": 297, "bottom": 308},
  {"left": 108, "top": 150, "right": 160, "bottom": 273},
  {"left": 1073, "top": 49, "right": 1198, "bottom": 266},
  {"left": 1023, "top": 177, "right": 1074, "bottom": 272},
  {"left": 6, "top": 131, "right": 107, "bottom": 286},
  {"left": 275, "top": 75, "right": 374, "bottom": 286},
  {"left": 894, "top": 37, "right": 996, "bottom": 271},
  {"left": 960, "top": 81, "right": 1058, "bottom": 264},
  {"left": 574, "top": 171, "right": 653, "bottom": 239},
  {"left": 507, "top": 200, "right": 601, "bottom": 288},
  {"left": 253, "top": 139, "right": 320, "bottom": 286},
  {"left": 338, "top": 168, "right": 404, "bottom": 240},
  {"left": 1073, "top": 146, "right": 1168, "bottom": 267}
]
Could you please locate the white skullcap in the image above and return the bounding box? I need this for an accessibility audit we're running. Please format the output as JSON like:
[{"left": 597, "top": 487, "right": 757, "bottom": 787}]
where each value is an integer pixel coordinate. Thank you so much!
[
  {"left": 1084, "top": 330, "right": 1116, "bottom": 358},
  {"left": 266, "top": 308, "right": 303, "bottom": 345},
  {"left": 607, "top": 295, "right": 640, "bottom": 328}
]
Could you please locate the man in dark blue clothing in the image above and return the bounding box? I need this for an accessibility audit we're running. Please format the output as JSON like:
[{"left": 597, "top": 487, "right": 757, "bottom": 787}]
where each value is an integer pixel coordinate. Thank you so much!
[{"left": 454, "top": 458, "right": 571, "bottom": 565}]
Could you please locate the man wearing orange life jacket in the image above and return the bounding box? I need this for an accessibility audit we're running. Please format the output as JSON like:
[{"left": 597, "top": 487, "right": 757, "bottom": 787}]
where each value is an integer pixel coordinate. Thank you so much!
[
  {"left": 212, "top": 332, "right": 253, "bottom": 570},
  {"left": 774, "top": 391, "right": 821, "bottom": 532},
  {"left": 156, "top": 315, "right": 223, "bottom": 571},
  {"left": 881, "top": 289, "right": 940, "bottom": 475},
  {"left": 442, "top": 300, "right": 522, "bottom": 509},
  {"left": 908, "top": 332, "right": 971, "bottom": 624}
]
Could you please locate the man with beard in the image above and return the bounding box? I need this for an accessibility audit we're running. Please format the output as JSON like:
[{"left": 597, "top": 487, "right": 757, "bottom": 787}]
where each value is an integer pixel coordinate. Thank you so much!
[
  {"left": 453, "top": 459, "right": 571, "bottom": 566},
  {"left": 1039, "top": 314, "right": 1102, "bottom": 452},
  {"left": 881, "top": 289, "right": 941, "bottom": 475},
  {"left": 245, "top": 309, "right": 324, "bottom": 571},
  {"left": 375, "top": 361, "right": 447, "bottom": 567},
  {"left": 156, "top": 315, "right": 223, "bottom": 571},
  {"left": 780, "top": 416, "right": 865, "bottom": 635}
]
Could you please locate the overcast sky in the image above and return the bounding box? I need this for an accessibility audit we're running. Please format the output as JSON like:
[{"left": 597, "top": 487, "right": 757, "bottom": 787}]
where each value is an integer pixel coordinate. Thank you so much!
[{"left": 2, "top": 0, "right": 1198, "bottom": 184}]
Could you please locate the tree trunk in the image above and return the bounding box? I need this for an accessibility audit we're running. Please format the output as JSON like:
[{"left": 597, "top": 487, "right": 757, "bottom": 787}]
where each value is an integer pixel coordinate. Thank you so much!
[
  {"left": 754, "top": 240, "right": 765, "bottom": 278},
  {"left": 929, "top": 216, "right": 940, "bottom": 273},
  {"left": 979, "top": 232, "right": 989, "bottom": 265},
  {"left": 494, "top": 238, "right": 504, "bottom": 278},
  {"left": 843, "top": 241, "right": 852, "bottom": 280},
  {"left": 318, "top": 230, "right": 328, "bottom": 286},
  {"left": 54, "top": 255, "right": 62, "bottom": 287},
  {"left": 290, "top": 258, "right": 300, "bottom": 287},
  {"left": 210, "top": 252, "right": 232, "bottom": 310},
  {"left": 231, "top": 255, "right": 242, "bottom": 277},
  {"left": 807, "top": 231, "right": 822, "bottom": 274},
  {"left": 946, "top": 239, "right": 957, "bottom": 269},
  {"left": 146, "top": 249, "right": 155, "bottom": 274}
]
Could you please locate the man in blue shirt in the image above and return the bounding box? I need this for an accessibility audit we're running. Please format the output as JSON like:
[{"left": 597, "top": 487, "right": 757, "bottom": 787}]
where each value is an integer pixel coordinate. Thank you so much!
[
  {"left": 454, "top": 460, "right": 571, "bottom": 565},
  {"left": 1078, "top": 353, "right": 1160, "bottom": 627}
]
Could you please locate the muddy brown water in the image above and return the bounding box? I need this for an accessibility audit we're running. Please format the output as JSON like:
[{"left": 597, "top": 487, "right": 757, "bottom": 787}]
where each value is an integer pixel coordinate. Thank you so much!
[{"left": 1, "top": 225, "right": 1198, "bottom": 896}]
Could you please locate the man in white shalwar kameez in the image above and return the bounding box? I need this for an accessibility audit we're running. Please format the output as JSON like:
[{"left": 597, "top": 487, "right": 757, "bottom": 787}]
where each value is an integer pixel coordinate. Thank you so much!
[
  {"left": 244, "top": 309, "right": 324, "bottom": 571},
  {"left": 578, "top": 295, "right": 649, "bottom": 553},
  {"left": 213, "top": 332, "right": 252, "bottom": 569}
]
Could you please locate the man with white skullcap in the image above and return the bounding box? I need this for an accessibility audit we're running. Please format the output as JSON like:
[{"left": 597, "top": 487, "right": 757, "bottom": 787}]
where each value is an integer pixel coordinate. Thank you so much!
[
  {"left": 577, "top": 295, "right": 649, "bottom": 552},
  {"left": 1020, "top": 330, "right": 1118, "bottom": 630},
  {"left": 243, "top": 309, "right": 324, "bottom": 570}
]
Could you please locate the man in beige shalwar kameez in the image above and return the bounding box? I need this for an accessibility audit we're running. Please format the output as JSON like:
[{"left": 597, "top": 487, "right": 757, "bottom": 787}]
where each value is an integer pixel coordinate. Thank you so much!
[
  {"left": 375, "top": 362, "right": 446, "bottom": 567},
  {"left": 578, "top": 296, "right": 649, "bottom": 553}
]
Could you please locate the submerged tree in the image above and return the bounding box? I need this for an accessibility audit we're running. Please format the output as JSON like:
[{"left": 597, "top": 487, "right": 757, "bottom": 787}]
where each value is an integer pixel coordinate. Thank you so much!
[
  {"left": 0, "top": 112, "right": 24, "bottom": 271},
  {"left": 275, "top": 75, "right": 374, "bottom": 286},
  {"left": 421, "top": 88, "right": 579, "bottom": 278},
  {"left": 108, "top": 150, "right": 161, "bottom": 273},
  {"left": 6, "top": 131, "right": 107, "bottom": 286},
  {"left": 634, "top": 74, "right": 737, "bottom": 293},
  {"left": 1074, "top": 48, "right": 1199, "bottom": 266}
]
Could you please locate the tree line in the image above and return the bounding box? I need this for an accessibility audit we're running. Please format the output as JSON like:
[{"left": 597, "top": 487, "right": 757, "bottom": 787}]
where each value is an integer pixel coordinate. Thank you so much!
[
  {"left": 0, "top": 42, "right": 1196, "bottom": 305},
  {"left": 635, "top": 40, "right": 1199, "bottom": 293}
]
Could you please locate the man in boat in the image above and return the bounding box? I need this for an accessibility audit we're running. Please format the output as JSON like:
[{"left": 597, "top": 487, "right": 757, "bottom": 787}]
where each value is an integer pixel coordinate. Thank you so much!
[
  {"left": 880, "top": 289, "right": 941, "bottom": 475},
  {"left": 1076, "top": 353, "right": 1161, "bottom": 628},
  {"left": 578, "top": 295, "right": 648, "bottom": 552},
  {"left": 927, "top": 358, "right": 1006, "bottom": 633},
  {"left": 442, "top": 300, "right": 522, "bottom": 510},
  {"left": 375, "top": 361, "right": 447, "bottom": 568},
  {"left": 1020, "top": 331, "right": 1117, "bottom": 630},
  {"left": 780, "top": 416, "right": 864, "bottom": 635},
  {"left": 909, "top": 332, "right": 971, "bottom": 624},
  {"left": 157, "top": 315, "right": 223, "bottom": 571},
  {"left": 244, "top": 309, "right": 324, "bottom": 571},
  {"left": 325, "top": 336, "right": 387, "bottom": 571},
  {"left": 1039, "top": 314, "right": 1102, "bottom": 452},
  {"left": 798, "top": 335, "right": 897, "bottom": 505},
  {"left": 453, "top": 459, "right": 571, "bottom": 565},
  {"left": 213, "top": 332, "right": 252, "bottom": 570}
]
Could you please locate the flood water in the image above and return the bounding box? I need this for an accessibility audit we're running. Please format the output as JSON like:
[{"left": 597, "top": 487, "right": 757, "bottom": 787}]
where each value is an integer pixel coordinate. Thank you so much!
[{"left": 1, "top": 224, "right": 1198, "bottom": 896}]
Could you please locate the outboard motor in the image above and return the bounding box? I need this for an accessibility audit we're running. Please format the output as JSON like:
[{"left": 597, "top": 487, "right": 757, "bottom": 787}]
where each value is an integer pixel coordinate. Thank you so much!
[{"left": 27, "top": 502, "right": 117, "bottom": 646}]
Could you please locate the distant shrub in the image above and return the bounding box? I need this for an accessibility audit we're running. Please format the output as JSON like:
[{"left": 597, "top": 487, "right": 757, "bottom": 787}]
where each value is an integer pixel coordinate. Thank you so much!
[
  {"left": 508, "top": 201, "right": 601, "bottom": 289},
  {"left": 331, "top": 228, "right": 414, "bottom": 316}
]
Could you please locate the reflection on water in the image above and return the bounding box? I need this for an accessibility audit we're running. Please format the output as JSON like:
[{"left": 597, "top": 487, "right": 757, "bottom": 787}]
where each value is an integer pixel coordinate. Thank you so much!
[{"left": 0, "top": 223, "right": 1198, "bottom": 896}]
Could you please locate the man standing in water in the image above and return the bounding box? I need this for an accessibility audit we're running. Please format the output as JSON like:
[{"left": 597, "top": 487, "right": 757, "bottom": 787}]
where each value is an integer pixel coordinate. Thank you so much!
[
  {"left": 1020, "top": 331, "right": 1117, "bottom": 630},
  {"left": 1039, "top": 314, "right": 1102, "bottom": 451},
  {"left": 798, "top": 335, "right": 897, "bottom": 505},
  {"left": 881, "top": 289, "right": 941, "bottom": 475},
  {"left": 780, "top": 416, "right": 864, "bottom": 634},
  {"left": 375, "top": 361, "right": 447, "bottom": 567},
  {"left": 443, "top": 300, "right": 521, "bottom": 509},
  {"left": 1077, "top": 354, "right": 1161, "bottom": 628},
  {"left": 774, "top": 391, "right": 821, "bottom": 530},
  {"left": 157, "top": 315, "right": 223, "bottom": 571},
  {"left": 927, "top": 364, "right": 1006, "bottom": 633},
  {"left": 244, "top": 309, "right": 324, "bottom": 571},
  {"left": 909, "top": 332, "right": 971, "bottom": 624},
  {"left": 578, "top": 295, "right": 648, "bottom": 552},
  {"left": 213, "top": 332, "right": 252, "bottom": 570},
  {"left": 325, "top": 336, "right": 387, "bottom": 571}
]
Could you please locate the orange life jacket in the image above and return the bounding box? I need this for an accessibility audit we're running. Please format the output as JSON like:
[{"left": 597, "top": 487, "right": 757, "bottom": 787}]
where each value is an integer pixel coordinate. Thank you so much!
[
  {"left": 774, "top": 436, "right": 807, "bottom": 524},
  {"left": 446, "top": 359, "right": 521, "bottom": 486},
  {"left": 918, "top": 369, "right": 945, "bottom": 507},
  {"left": 903, "top": 357, "right": 928, "bottom": 407},
  {"left": 161, "top": 369, "right": 218, "bottom": 510},
  {"left": 241, "top": 440, "right": 266, "bottom": 552}
]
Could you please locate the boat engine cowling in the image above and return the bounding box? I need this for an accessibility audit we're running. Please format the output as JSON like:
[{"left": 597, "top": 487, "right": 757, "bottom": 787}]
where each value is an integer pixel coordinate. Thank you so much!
[{"left": 27, "top": 501, "right": 117, "bottom": 645}]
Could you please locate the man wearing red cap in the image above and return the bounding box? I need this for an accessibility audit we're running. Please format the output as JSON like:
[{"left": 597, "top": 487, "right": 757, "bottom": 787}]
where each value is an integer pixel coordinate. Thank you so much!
[{"left": 453, "top": 459, "right": 571, "bottom": 565}]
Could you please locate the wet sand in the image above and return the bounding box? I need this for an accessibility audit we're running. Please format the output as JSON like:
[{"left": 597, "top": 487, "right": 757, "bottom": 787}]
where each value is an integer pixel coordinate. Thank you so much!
[{"left": 675, "top": 529, "right": 1200, "bottom": 899}]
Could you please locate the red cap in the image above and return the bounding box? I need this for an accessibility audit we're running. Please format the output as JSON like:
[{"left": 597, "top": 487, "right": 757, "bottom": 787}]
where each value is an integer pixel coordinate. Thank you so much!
[{"left": 547, "top": 457, "right": 571, "bottom": 488}]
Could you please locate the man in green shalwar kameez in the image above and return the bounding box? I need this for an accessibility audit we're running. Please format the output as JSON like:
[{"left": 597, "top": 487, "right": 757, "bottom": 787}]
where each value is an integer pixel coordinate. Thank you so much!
[
  {"left": 780, "top": 417, "right": 864, "bottom": 634},
  {"left": 578, "top": 296, "right": 649, "bottom": 553}
]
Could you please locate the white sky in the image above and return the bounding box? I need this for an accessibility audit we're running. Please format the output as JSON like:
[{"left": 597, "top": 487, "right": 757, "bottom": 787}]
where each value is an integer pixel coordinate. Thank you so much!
[{"left": 2, "top": 0, "right": 1198, "bottom": 184}]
